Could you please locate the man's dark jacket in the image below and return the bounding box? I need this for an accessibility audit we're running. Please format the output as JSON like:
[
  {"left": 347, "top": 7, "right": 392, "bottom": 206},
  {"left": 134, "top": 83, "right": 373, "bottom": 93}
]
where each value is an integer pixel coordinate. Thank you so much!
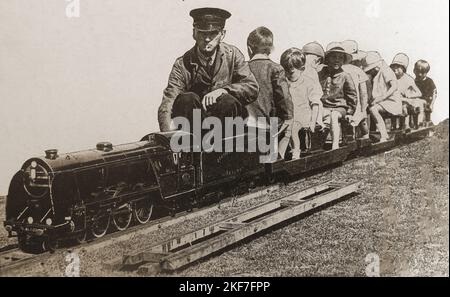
[{"left": 158, "top": 42, "right": 259, "bottom": 132}]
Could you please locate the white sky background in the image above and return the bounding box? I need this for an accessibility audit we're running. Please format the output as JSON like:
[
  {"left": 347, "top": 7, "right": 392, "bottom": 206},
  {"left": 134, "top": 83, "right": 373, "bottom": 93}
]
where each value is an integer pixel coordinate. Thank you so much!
[{"left": 0, "top": 0, "right": 448, "bottom": 195}]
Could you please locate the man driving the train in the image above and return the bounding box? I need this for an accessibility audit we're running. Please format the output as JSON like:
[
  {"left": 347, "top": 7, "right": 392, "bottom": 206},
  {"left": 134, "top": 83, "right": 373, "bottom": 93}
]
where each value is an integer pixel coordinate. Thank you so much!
[{"left": 157, "top": 7, "right": 259, "bottom": 133}]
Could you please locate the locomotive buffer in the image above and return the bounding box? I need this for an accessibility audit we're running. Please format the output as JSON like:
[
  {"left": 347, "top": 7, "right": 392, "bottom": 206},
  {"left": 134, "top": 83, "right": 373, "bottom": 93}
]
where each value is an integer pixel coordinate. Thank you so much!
[{"left": 112, "top": 181, "right": 361, "bottom": 275}]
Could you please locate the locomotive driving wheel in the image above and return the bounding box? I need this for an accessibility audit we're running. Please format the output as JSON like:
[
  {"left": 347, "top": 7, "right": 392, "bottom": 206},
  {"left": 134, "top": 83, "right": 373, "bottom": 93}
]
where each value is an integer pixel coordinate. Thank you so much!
[
  {"left": 90, "top": 212, "right": 110, "bottom": 238},
  {"left": 133, "top": 198, "right": 154, "bottom": 225},
  {"left": 18, "top": 235, "right": 46, "bottom": 254},
  {"left": 42, "top": 238, "right": 57, "bottom": 253},
  {"left": 112, "top": 203, "right": 133, "bottom": 231}
]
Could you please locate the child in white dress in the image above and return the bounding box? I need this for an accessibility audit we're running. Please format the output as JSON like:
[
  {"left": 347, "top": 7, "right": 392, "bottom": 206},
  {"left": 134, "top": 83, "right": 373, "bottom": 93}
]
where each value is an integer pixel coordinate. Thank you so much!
[{"left": 278, "top": 48, "right": 324, "bottom": 159}]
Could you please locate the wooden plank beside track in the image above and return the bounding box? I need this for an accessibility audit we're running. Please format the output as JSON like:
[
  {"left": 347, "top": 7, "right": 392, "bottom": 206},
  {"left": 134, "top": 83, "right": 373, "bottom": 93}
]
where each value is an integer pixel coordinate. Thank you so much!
[
  {"left": 132, "top": 181, "right": 360, "bottom": 275},
  {"left": 120, "top": 182, "right": 330, "bottom": 267}
]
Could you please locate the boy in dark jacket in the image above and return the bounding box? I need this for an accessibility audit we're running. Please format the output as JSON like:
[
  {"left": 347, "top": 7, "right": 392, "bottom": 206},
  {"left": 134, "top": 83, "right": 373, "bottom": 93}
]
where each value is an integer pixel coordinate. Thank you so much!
[
  {"left": 319, "top": 42, "right": 358, "bottom": 150},
  {"left": 414, "top": 60, "right": 437, "bottom": 123},
  {"left": 246, "top": 27, "right": 293, "bottom": 129}
]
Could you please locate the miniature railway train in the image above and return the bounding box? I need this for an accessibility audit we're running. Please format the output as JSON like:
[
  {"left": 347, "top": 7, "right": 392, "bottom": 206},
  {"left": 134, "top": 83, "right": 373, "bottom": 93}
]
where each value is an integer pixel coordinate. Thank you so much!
[{"left": 3, "top": 119, "right": 435, "bottom": 252}]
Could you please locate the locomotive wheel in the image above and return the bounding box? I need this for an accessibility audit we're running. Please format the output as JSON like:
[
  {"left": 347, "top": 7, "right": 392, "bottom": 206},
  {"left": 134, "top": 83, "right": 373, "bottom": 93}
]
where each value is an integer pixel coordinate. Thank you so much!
[
  {"left": 112, "top": 204, "right": 133, "bottom": 231},
  {"left": 18, "top": 236, "right": 46, "bottom": 254},
  {"left": 42, "top": 238, "right": 57, "bottom": 253},
  {"left": 18, "top": 236, "right": 37, "bottom": 253},
  {"left": 90, "top": 213, "right": 111, "bottom": 238},
  {"left": 133, "top": 199, "right": 154, "bottom": 225}
]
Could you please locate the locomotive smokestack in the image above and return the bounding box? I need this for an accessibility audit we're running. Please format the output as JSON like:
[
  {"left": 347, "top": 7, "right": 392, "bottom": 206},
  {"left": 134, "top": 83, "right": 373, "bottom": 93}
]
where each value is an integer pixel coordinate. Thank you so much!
[{"left": 45, "top": 149, "right": 58, "bottom": 160}]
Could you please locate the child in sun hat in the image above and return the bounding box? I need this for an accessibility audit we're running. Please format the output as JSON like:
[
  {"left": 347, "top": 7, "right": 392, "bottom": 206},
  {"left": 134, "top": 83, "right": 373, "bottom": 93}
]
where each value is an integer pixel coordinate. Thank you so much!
[
  {"left": 363, "top": 51, "right": 402, "bottom": 142},
  {"left": 319, "top": 42, "right": 358, "bottom": 150},
  {"left": 302, "top": 41, "right": 325, "bottom": 79},
  {"left": 278, "top": 48, "right": 324, "bottom": 159},
  {"left": 414, "top": 59, "right": 437, "bottom": 123},
  {"left": 302, "top": 41, "right": 326, "bottom": 128},
  {"left": 342, "top": 40, "right": 368, "bottom": 68},
  {"left": 341, "top": 40, "right": 370, "bottom": 139},
  {"left": 390, "top": 53, "right": 423, "bottom": 130}
]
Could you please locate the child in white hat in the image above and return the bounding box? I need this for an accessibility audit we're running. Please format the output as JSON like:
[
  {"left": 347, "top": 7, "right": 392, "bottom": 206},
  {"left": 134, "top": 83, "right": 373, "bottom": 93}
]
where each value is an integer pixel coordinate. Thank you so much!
[
  {"left": 364, "top": 51, "right": 402, "bottom": 142},
  {"left": 342, "top": 40, "right": 370, "bottom": 139},
  {"left": 390, "top": 53, "right": 424, "bottom": 130},
  {"left": 302, "top": 41, "right": 326, "bottom": 80}
]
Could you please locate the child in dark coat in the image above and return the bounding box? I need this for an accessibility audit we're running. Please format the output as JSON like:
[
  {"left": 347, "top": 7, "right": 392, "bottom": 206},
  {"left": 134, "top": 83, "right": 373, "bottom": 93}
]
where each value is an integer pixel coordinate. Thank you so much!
[
  {"left": 246, "top": 27, "right": 293, "bottom": 130},
  {"left": 319, "top": 42, "right": 358, "bottom": 150},
  {"left": 414, "top": 60, "right": 437, "bottom": 123}
]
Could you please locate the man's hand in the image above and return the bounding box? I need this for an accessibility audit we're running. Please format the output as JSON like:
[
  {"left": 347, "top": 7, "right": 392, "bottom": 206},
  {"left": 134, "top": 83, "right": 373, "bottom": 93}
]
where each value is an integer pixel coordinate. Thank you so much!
[{"left": 203, "top": 88, "right": 228, "bottom": 110}]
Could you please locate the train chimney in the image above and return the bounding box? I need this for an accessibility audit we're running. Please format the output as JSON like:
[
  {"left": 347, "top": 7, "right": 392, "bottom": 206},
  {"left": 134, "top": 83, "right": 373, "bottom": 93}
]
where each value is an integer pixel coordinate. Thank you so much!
[
  {"left": 45, "top": 149, "right": 58, "bottom": 160},
  {"left": 97, "top": 142, "right": 113, "bottom": 152}
]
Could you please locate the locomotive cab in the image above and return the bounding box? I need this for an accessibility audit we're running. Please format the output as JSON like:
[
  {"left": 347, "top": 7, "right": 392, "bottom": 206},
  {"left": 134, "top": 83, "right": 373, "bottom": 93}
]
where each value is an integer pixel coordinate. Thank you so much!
[{"left": 142, "top": 132, "right": 198, "bottom": 199}]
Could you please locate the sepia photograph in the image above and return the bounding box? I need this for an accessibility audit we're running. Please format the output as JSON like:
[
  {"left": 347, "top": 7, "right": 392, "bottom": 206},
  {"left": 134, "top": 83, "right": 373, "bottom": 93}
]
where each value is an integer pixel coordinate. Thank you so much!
[{"left": 0, "top": 0, "right": 448, "bottom": 281}]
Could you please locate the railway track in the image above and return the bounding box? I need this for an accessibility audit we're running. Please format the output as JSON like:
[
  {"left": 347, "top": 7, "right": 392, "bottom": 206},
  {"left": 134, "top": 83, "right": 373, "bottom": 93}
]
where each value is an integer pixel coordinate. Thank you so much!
[
  {"left": 0, "top": 247, "right": 46, "bottom": 275},
  {"left": 0, "top": 243, "right": 17, "bottom": 253}
]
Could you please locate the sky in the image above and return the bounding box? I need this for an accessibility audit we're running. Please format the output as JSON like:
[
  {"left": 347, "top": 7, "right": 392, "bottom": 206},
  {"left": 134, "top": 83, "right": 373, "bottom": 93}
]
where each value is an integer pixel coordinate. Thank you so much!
[{"left": 0, "top": 0, "right": 448, "bottom": 195}]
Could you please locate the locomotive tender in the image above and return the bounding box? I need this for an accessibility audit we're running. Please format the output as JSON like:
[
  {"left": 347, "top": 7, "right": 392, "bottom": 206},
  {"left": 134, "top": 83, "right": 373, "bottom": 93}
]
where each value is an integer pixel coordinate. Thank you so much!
[{"left": 3, "top": 122, "right": 434, "bottom": 252}]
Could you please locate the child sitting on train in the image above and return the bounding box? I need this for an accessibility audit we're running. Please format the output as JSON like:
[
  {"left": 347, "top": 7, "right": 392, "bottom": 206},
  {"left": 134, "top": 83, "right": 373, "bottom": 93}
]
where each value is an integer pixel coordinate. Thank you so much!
[
  {"left": 363, "top": 51, "right": 402, "bottom": 142},
  {"left": 302, "top": 41, "right": 325, "bottom": 81},
  {"left": 341, "top": 40, "right": 370, "bottom": 139},
  {"left": 390, "top": 53, "right": 423, "bottom": 130},
  {"left": 278, "top": 48, "right": 324, "bottom": 159},
  {"left": 319, "top": 42, "right": 358, "bottom": 150},
  {"left": 414, "top": 60, "right": 437, "bottom": 124},
  {"left": 302, "top": 41, "right": 326, "bottom": 129},
  {"left": 246, "top": 27, "right": 293, "bottom": 130}
]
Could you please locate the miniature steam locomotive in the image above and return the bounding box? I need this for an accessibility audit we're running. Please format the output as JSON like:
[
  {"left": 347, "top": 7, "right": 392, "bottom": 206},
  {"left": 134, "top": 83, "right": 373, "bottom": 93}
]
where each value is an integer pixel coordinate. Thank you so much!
[{"left": 3, "top": 131, "right": 268, "bottom": 251}]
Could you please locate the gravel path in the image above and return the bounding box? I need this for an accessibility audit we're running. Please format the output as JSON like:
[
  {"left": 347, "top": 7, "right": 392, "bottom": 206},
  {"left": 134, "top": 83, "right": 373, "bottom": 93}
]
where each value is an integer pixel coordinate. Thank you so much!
[{"left": 1, "top": 121, "right": 448, "bottom": 276}]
